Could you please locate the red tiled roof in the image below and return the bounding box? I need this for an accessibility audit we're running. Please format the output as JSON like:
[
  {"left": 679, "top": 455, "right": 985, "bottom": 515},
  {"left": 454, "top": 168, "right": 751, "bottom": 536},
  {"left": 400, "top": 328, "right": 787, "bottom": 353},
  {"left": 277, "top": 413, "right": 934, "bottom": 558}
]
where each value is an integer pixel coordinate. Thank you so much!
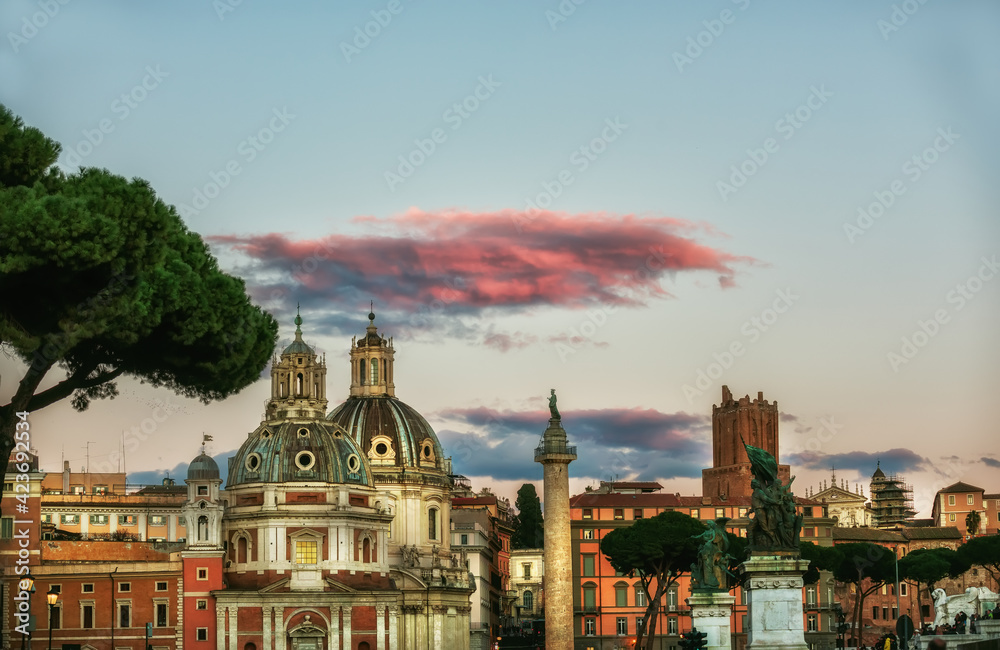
[
  {"left": 570, "top": 492, "right": 683, "bottom": 508},
  {"left": 600, "top": 481, "right": 663, "bottom": 490},
  {"left": 902, "top": 527, "right": 962, "bottom": 540},
  {"left": 832, "top": 528, "right": 906, "bottom": 543},
  {"left": 937, "top": 481, "right": 984, "bottom": 494},
  {"left": 452, "top": 496, "right": 498, "bottom": 506}
]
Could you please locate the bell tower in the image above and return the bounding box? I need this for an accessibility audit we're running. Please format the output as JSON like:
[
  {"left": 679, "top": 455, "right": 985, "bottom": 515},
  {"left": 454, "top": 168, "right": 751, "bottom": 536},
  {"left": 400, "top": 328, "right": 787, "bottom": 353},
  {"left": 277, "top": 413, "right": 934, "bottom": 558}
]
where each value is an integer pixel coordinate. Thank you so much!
[
  {"left": 266, "top": 308, "right": 327, "bottom": 420},
  {"left": 349, "top": 308, "right": 395, "bottom": 397}
]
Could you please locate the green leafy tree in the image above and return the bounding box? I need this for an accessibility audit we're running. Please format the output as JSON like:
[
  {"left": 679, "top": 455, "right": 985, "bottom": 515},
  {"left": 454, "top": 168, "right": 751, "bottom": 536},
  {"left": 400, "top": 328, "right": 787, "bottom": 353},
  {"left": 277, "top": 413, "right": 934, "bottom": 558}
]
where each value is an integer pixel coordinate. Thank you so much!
[
  {"left": 966, "top": 511, "right": 982, "bottom": 537},
  {"left": 958, "top": 534, "right": 1000, "bottom": 586},
  {"left": 0, "top": 104, "right": 278, "bottom": 482},
  {"left": 511, "top": 483, "right": 544, "bottom": 549},
  {"left": 899, "top": 548, "right": 969, "bottom": 627},
  {"left": 601, "top": 511, "right": 705, "bottom": 650},
  {"left": 821, "top": 543, "right": 897, "bottom": 649}
]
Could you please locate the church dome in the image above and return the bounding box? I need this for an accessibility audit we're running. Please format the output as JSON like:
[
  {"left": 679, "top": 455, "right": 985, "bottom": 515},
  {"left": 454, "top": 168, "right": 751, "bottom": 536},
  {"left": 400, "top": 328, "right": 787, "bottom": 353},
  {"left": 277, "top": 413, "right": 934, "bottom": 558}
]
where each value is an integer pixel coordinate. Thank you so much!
[
  {"left": 327, "top": 396, "right": 445, "bottom": 470},
  {"left": 188, "top": 451, "right": 220, "bottom": 481},
  {"left": 872, "top": 463, "right": 885, "bottom": 479},
  {"left": 227, "top": 420, "right": 373, "bottom": 487},
  {"left": 281, "top": 310, "right": 315, "bottom": 355}
]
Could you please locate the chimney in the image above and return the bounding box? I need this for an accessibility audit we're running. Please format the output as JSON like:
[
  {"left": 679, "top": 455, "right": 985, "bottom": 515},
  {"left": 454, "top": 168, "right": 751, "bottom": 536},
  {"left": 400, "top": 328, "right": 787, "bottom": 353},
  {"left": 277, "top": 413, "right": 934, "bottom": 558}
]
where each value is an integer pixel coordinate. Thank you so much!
[{"left": 63, "top": 460, "right": 70, "bottom": 493}]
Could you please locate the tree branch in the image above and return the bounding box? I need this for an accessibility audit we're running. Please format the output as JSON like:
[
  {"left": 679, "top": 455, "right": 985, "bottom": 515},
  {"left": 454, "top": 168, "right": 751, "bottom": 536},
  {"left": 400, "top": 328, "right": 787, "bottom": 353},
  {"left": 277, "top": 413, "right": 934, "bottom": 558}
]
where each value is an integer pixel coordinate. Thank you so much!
[{"left": 26, "top": 365, "right": 124, "bottom": 412}]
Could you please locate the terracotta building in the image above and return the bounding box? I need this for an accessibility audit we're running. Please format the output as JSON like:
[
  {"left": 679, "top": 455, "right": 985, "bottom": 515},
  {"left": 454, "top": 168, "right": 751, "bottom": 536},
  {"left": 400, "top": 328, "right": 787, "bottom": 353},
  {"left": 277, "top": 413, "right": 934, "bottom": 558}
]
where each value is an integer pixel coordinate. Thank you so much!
[{"left": 931, "top": 481, "right": 994, "bottom": 536}]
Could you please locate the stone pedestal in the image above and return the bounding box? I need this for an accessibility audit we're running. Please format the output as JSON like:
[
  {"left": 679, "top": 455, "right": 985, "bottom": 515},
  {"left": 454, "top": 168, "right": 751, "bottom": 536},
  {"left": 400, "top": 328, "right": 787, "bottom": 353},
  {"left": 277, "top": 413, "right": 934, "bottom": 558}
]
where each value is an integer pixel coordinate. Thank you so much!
[
  {"left": 686, "top": 591, "right": 736, "bottom": 650},
  {"left": 740, "top": 554, "right": 811, "bottom": 650}
]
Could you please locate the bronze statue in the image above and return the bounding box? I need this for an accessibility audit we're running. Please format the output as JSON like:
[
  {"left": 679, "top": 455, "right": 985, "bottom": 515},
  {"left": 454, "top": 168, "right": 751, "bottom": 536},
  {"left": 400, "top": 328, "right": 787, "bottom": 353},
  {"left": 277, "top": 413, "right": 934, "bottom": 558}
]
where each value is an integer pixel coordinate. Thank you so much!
[
  {"left": 548, "top": 389, "right": 561, "bottom": 420},
  {"left": 744, "top": 441, "right": 803, "bottom": 552},
  {"left": 691, "top": 518, "right": 732, "bottom": 591}
]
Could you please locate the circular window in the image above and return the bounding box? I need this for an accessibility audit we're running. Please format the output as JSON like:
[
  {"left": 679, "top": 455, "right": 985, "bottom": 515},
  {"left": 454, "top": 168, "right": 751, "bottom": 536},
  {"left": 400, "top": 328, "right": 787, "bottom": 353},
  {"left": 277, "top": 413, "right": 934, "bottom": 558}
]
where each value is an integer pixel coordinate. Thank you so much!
[
  {"left": 245, "top": 453, "right": 261, "bottom": 472},
  {"left": 375, "top": 442, "right": 389, "bottom": 456},
  {"left": 199, "top": 501, "right": 207, "bottom": 509},
  {"left": 297, "top": 427, "right": 309, "bottom": 438},
  {"left": 347, "top": 454, "right": 360, "bottom": 473},
  {"left": 261, "top": 429, "right": 271, "bottom": 439},
  {"left": 422, "top": 444, "right": 432, "bottom": 458},
  {"left": 295, "top": 451, "right": 315, "bottom": 471}
]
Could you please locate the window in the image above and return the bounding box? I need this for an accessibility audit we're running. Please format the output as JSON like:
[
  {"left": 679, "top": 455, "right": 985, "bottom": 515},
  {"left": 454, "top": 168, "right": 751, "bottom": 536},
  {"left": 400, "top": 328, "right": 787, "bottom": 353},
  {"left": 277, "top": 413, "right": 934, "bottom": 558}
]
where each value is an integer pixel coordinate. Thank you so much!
[
  {"left": 583, "top": 584, "right": 597, "bottom": 609},
  {"left": 197, "top": 599, "right": 208, "bottom": 610},
  {"left": 197, "top": 628, "right": 209, "bottom": 641},
  {"left": 295, "top": 540, "right": 318, "bottom": 564},
  {"left": 197, "top": 485, "right": 208, "bottom": 496},
  {"left": 582, "top": 554, "right": 595, "bottom": 577},
  {"left": 716, "top": 508, "right": 725, "bottom": 518},
  {"left": 156, "top": 602, "right": 168, "bottom": 627},
  {"left": 807, "top": 614, "right": 817, "bottom": 631},
  {"left": 872, "top": 605, "right": 878, "bottom": 620},
  {"left": 93, "top": 485, "right": 108, "bottom": 495},
  {"left": 156, "top": 581, "right": 168, "bottom": 591},
  {"left": 61, "top": 514, "right": 79, "bottom": 525},
  {"left": 633, "top": 509, "right": 643, "bottom": 520},
  {"left": 635, "top": 585, "right": 646, "bottom": 608},
  {"left": 668, "top": 587, "right": 678, "bottom": 611},
  {"left": 119, "top": 582, "right": 131, "bottom": 592},
  {"left": 82, "top": 603, "right": 94, "bottom": 629},
  {"left": 0, "top": 517, "right": 12, "bottom": 539},
  {"left": 582, "top": 528, "right": 595, "bottom": 540},
  {"left": 614, "top": 508, "right": 624, "bottom": 520},
  {"left": 690, "top": 508, "right": 700, "bottom": 520},
  {"left": 119, "top": 602, "right": 131, "bottom": 628},
  {"left": 71, "top": 485, "right": 84, "bottom": 495},
  {"left": 197, "top": 568, "right": 208, "bottom": 580},
  {"left": 968, "top": 494, "right": 975, "bottom": 505},
  {"left": 806, "top": 586, "right": 816, "bottom": 606},
  {"left": 150, "top": 515, "right": 166, "bottom": 526},
  {"left": 89, "top": 514, "right": 108, "bottom": 525},
  {"left": 40, "top": 514, "right": 51, "bottom": 524},
  {"left": 948, "top": 495, "right": 956, "bottom": 506},
  {"left": 583, "top": 508, "right": 593, "bottom": 520},
  {"left": 370, "top": 358, "right": 379, "bottom": 384},
  {"left": 523, "top": 563, "right": 531, "bottom": 579},
  {"left": 523, "top": 590, "right": 533, "bottom": 611},
  {"left": 82, "top": 583, "right": 94, "bottom": 593},
  {"left": 949, "top": 513, "right": 956, "bottom": 522},
  {"left": 739, "top": 507, "right": 748, "bottom": 517},
  {"left": 584, "top": 618, "right": 596, "bottom": 636},
  {"left": 637, "top": 617, "right": 645, "bottom": 636},
  {"left": 428, "top": 507, "right": 439, "bottom": 540},
  {"left": 668, "top": 617, "right": 678, "bottom": 635},
  {"left": 900, "top": 582, "right": 908, "bottom": 597},
  {"left": 616, "top": 617, "right": 628, "bottom": 636},
  {"left": 615, "top": 584, "right": 628, "bottom": 607},
  {"left": 178, "top": 516, "right": 186, "bottom": 526},
  {"left": 882, "top": 606, "right": 889, "bottom": 620},
  {"left": 118, "top": 515, "right": 136, "bottom": 526}
]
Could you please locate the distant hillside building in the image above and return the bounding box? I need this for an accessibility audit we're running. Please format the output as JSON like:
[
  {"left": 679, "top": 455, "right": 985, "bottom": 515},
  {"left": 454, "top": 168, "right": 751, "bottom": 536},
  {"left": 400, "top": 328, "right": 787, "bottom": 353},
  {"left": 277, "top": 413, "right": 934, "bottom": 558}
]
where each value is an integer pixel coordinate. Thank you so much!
[{"left": 869, "top": 462, "right": 916, "bottom": 529}]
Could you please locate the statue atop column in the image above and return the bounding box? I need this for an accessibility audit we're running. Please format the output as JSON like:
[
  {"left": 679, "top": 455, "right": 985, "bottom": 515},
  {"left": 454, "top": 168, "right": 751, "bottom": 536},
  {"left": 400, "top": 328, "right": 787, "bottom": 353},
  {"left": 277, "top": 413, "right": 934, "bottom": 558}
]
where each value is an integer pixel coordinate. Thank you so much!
[
  {"left": 691, "top": 518, "right": 732, "bottom": 591},
  {"left": 744, "top": 440, "right": 802, "bottom": 551},
  {"left": 548, "top": 389, "right": 561, "bottom": 420}
]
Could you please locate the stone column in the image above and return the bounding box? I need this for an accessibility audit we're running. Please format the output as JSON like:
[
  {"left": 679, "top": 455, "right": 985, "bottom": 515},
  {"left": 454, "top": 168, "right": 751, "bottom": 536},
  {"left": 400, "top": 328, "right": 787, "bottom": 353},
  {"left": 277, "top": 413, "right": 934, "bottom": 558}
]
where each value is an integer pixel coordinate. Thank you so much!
[
  {"left": 263, "top": 606, "right": 273, "bottom": 650},
  {"left": 534, "top": 416, "right": 577, "bottom": 650},
  {"left": 376, "top": 604, "right": 386, "bottom": 650},
  {"left": 330, "top": 605, "right": 340, "bottom": 650},
  {"left": 343, "top": 606, "right": 352, "bottom": 650},
  {"left": 740, "top": 555, "right": 811, "bottom": 650},
  {"left": 388, "top": 606, "right": 399, "bottom": 650},
  {"left": 216, "top": 607, "right": 226, "bottom": 650},
  {"left": 228, "top": 605, "right": 237, "bottom": 650},
  {"left": 686, "top": 591, "right": 736, "bottom": 650}
]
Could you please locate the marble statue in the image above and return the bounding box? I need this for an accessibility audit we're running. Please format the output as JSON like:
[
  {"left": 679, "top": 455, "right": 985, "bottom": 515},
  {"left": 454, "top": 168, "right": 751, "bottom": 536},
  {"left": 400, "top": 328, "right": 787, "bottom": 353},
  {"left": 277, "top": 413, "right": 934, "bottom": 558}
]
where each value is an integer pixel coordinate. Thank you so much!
[{"left": 933, "top": 587, "right": 1000, "bottom": 626}]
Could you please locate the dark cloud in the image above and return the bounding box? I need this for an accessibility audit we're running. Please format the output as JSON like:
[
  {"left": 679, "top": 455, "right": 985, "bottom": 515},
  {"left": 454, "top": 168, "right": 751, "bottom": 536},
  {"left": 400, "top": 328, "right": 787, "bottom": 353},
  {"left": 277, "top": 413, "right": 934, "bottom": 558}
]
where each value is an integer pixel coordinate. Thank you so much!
[
  {"left": 128, "top": 450, "right": 233, "bottom": 487},
  {"left": 784, "top": 448, "right": 929, "bottom": 475},
  {"left": 207, "top": 209, "right": 756, "bottom": 343},
  {"left": 983, "top": 457, "right": 1000, "bottom": 468},
  {"left": 432, "top": 406, "right": 710, "bottom": 482}
]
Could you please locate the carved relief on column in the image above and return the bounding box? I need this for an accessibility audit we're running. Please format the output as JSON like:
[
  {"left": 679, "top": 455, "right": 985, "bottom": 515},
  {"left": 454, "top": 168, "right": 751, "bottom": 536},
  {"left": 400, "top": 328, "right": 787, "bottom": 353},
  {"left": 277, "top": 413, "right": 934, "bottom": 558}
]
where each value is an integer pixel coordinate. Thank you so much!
[
  {"left": 376, "top": 605, "right": 386, "bottom": 650},
  {"left": 228, "top": 605, "right": 237, "bottom": 650},
  {"left": 330, "top": 605, "right": 340, "bottom": 650},
  {"left": 388, "top": 606, "right": 399, "bottom": 650},
  {"left": 342, "top": 606, "right": 352, "bottom": 650},
  {"left": 216, "top": 607, "right": 226, "bottom": 650},
  {"left": 275, "top": 608, "right": 286, "bottom": 650},
  {"left": 262, "top": 607, "right": 273, "bottom": 650}
]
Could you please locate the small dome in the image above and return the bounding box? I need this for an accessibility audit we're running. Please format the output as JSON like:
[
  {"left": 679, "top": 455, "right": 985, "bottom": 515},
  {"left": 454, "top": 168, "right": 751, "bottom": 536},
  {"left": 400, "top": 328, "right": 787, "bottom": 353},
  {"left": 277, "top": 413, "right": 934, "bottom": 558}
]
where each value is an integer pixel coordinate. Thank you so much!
[
  {"left": 188, "top": 452, "right": 220, "bottom": 481},
  {"left": 282, "top": 309, "right": 315, "bottom": 355},
  {"left": 328, "top": 396, "right": 444, "bottom": 470},
  {"left": 227, "top": 421, "right": 372, "bottom": 487}
]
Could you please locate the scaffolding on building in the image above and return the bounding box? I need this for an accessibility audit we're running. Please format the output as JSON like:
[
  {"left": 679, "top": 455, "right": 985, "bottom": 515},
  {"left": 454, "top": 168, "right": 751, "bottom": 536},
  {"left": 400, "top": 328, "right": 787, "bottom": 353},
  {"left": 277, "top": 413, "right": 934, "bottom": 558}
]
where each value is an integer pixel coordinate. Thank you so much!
[{"left": 870, "top": 473, "right": 916, "bottom": 528}]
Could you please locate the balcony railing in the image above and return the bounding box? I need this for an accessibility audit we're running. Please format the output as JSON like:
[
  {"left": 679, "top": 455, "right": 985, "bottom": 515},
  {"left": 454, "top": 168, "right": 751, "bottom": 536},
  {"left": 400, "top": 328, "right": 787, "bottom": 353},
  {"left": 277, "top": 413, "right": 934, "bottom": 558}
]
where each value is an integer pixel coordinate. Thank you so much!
[{"left": 534, "top": 443, "right": 577, "bottom": 461}]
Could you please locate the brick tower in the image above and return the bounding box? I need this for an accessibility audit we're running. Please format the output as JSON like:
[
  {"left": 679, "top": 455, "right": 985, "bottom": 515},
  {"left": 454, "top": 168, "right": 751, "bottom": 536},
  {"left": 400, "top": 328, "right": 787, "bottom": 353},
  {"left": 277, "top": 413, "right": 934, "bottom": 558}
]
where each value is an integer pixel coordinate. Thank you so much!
[
  {"left": 702, "top": 385, "right": 790, "bottom": 499},
  {"left": 534, "top": 391, "right": 576, "bottom": 650}
]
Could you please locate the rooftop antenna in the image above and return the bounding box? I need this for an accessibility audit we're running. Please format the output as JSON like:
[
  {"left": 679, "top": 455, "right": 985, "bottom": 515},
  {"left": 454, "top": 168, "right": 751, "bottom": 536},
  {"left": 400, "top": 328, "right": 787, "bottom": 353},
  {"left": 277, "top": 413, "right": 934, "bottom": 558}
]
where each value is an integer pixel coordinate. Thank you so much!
[{"left": 85, "top": 441, "right": 95, "bottom": 473}]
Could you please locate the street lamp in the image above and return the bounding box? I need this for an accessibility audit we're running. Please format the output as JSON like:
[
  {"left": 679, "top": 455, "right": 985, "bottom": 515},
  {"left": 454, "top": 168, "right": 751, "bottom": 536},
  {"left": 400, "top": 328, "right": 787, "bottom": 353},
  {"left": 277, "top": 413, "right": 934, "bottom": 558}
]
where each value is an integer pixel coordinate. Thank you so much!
[
  {"left": 20, "top": 574, "right": 36, "bottom": 650},
  {"left": 46, "top": 587, "right": 59, "bottom": 650},
  {"left": 835, "top": 604, "right": 847, "bottom": 649}
]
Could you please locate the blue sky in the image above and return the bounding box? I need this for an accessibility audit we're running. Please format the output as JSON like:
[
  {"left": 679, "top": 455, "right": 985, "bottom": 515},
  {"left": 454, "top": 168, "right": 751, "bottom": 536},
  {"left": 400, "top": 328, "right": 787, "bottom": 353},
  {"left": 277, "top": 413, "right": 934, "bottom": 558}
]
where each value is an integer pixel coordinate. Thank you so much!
[{"left": 2, "top": 1, "right": 998, "bottom": 515}]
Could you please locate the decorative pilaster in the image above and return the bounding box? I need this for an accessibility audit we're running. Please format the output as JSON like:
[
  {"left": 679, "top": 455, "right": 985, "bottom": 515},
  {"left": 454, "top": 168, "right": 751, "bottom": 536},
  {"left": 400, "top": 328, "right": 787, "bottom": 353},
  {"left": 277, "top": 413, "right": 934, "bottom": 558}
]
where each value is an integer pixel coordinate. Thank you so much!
[
  {"left": 686, "top": 591, "right": 736, "bottom": 650},
  {"left": 262, "top": 606, "right": 272, "bottom": 650},
  {"left": 388, "top": 606, "right": 399, "bottom": 650},
  {"left": 331, "top": 605, "right": 340, "bottom": 650},
  {"left": 228, "top": 605, "right": 237, "bottom": 650},
  {"left": 343, "top": 606, "right": 352, "bottom": 650},
  {"left": 216, "top": 608, "right": 226, "bottom": 650},
  {"left": 740, "top": 555, "right": 811, "bottom": 650},
  {"left": 376, "top": 605, "right": 386, "bottom": 650}
]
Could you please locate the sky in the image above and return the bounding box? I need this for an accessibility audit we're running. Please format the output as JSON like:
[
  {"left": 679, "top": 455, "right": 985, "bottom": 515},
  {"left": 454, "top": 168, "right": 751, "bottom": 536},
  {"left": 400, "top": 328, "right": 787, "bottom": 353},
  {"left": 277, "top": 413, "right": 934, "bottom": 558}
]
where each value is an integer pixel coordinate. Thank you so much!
[{"left": 2, "top": 1, "right": 999, "bottom": 518}]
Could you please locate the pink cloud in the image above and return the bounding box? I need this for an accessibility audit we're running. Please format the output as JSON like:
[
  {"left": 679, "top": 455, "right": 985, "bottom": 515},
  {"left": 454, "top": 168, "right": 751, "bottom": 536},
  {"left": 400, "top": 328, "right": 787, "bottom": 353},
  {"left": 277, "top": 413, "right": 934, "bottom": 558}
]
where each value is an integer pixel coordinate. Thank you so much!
[{"left": 208, "top": 209, "right": 757, "bottom": 321}]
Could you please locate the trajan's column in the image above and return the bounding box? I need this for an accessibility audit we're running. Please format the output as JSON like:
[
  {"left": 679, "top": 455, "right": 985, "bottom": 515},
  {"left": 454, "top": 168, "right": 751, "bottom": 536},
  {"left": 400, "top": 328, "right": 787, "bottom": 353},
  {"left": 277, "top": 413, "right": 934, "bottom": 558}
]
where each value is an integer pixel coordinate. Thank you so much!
[{"left": 534, "top": 390, "right": 577, "bottom": 650}]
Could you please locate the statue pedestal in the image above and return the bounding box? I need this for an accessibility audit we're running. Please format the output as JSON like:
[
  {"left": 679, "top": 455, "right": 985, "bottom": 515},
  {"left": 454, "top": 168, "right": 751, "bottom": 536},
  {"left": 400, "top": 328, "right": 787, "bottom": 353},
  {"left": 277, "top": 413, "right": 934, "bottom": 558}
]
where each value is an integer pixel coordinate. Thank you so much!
[
  {"left": 686, "top": 590, "right": 736, "bottom": 650},
  {"left": 740, "top": 554, "right": 811, "bottom": 650}
]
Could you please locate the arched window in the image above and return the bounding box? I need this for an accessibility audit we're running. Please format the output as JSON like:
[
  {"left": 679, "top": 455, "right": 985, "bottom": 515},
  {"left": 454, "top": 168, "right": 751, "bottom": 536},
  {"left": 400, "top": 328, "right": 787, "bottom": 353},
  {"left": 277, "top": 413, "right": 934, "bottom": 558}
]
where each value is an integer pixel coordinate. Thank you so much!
[
  {"left": 237, "top": 536, "right": 248, "bottom": 563},
  {"left": 428, "top": 507, "right": 439, "bottom": 541},
  {"left": 197, "top": 516, "right": 208, "bottom": 541},
  {"left": 370, "top": 358, "right": 379, "bottom": 384},
  {"left": 359, "top": 359, "right": 366, "bottom": 385},
  {"left": 523, "top": 590, "right": 533, "bottom": 611},
  {"left": 363, "top": 537, "right": 372, "bottom": 563},
  {"left": 295, "top": 373, "right": 303, "bottom": 396}
]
